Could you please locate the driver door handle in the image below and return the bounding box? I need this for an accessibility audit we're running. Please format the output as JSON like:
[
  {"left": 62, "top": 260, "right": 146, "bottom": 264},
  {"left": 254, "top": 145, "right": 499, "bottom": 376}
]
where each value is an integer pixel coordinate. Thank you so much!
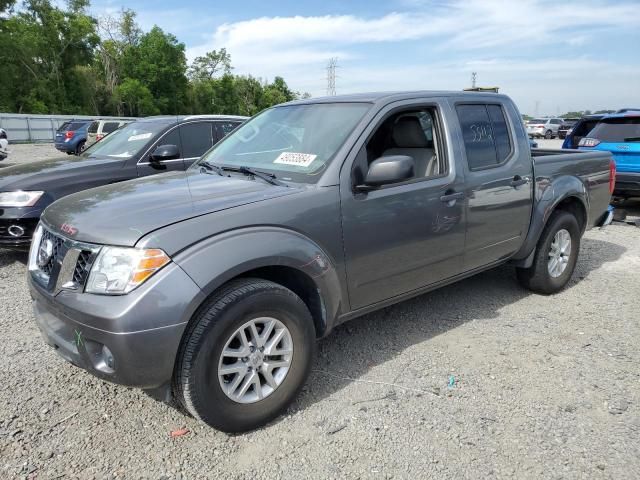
[
  {"left": 511, "top": 175, "right": 530, "bottom": 187},
  {"left": 440, "top": 191, "right": 465, "bottom": 203}
]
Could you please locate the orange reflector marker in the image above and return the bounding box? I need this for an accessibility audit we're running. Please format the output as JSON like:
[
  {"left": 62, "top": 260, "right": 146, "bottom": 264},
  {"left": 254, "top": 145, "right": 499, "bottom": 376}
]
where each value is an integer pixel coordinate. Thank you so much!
[{"left": 129, "top": 250, "right": 170, "bottom": 287}]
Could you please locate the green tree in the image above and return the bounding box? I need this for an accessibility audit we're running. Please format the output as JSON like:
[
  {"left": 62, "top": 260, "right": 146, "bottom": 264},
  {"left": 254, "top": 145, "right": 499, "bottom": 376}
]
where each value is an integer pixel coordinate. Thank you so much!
[
  {"left": 189, "top": 48, "right": 232, "bottom": 80},
  {"left": 115, "top": 78, "right": 158, "bottom": 116}
]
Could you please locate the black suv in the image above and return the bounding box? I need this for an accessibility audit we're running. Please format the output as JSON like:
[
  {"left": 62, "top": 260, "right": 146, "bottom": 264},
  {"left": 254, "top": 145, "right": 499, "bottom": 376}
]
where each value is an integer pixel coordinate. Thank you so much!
[
  {"left": 557, "top": 118, "right": 580, "bottom": 139},
  {"left": 0, "top": 115, "right": 246, "bottom": 247}
]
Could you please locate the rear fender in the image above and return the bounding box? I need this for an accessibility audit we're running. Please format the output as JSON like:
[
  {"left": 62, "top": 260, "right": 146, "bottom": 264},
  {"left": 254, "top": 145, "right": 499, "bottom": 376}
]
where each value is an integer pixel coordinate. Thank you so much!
[
  {"left": 511, "top": 175, "right": 587, "bottom": 265},
  {"left": 172, "top": 226, "right": 344, "bottom": 334}
]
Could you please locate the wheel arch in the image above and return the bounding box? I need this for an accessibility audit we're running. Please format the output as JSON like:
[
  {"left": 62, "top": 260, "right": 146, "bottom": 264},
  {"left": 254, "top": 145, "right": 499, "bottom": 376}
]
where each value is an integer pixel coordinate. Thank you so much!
[
  {"left": 173, "top": 226, "right": 346, "bottom": 339},
  {"left": 512, "top": 176, "right": 588, "bottom": 266}
]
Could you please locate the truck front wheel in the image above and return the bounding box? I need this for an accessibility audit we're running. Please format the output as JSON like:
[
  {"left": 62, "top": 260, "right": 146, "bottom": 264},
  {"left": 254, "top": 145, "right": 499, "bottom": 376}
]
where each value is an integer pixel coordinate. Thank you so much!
[
  {"left": 516, "top": 210, "right": 580, "bottom": 294},
  {"left": 173, "top": 278, "right": 316, "bottom": 432}
]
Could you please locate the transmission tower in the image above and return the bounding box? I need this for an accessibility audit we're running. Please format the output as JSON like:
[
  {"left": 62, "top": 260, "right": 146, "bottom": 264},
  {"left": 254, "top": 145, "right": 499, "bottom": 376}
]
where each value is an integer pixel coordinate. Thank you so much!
[
  {"left": 326, "top": 58, "right": 337, "bottom": 96},
  {"left": 471, "top": 72, "right": 477, "bottom": 88}
]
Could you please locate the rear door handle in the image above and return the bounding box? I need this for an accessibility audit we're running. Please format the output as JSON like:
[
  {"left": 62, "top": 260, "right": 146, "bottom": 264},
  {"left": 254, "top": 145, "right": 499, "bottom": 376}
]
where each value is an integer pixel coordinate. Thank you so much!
[
  {"left": 510, "top": 175, "right": 530, "bottom": 187},
  {"left": 440, "top": 191, "right": 465, "bottom": 203}
]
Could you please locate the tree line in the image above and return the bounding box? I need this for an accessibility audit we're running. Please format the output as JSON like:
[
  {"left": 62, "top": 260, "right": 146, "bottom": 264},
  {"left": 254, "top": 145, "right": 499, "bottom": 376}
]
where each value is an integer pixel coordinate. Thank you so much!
[{"left": 0, "top": 0, "right": 308, "bottom": 117}]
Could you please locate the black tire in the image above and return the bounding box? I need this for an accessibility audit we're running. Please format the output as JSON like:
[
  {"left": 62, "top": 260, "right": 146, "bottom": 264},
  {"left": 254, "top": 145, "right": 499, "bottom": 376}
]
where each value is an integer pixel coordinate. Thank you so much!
[
  {"left": 516, "top": 210, "right": 580, "bottom": 294},
  {"left": 544, "top": 130, "right": 553, "bottom": 139},
  {"left": 173, "top": 278, "right": 316, "bottom": 433},
  {"left": 75, "top": 141, "right": 86, "bottom": 155}
]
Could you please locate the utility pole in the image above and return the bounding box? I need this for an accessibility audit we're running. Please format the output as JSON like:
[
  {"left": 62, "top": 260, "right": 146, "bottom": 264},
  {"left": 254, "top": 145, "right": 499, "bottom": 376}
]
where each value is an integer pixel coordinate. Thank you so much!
[
  {"left": 471, "top": 72, "right": 477, "bottom": 89},
  {"left": 326, "top": 58, "right": 337, "bottom": 96}
]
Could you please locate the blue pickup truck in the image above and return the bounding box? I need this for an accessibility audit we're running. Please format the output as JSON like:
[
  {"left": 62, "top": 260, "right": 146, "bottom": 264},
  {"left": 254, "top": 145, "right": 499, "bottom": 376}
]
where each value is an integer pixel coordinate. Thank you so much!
[{"left": 579, "top": 111, "right": 640, "bottom": 198}]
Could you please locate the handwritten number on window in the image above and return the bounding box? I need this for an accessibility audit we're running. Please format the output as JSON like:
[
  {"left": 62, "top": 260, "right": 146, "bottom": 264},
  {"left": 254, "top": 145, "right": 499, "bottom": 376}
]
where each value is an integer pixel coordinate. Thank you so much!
[{"left": 470, "top": 123, "right": 493, "bottom": 142}]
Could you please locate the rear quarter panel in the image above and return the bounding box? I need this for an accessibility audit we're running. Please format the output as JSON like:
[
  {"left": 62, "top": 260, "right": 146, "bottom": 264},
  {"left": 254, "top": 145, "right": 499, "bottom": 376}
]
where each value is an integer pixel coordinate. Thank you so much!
[{"left": 512, "top": 149, "right": 611, "bottom": 261}]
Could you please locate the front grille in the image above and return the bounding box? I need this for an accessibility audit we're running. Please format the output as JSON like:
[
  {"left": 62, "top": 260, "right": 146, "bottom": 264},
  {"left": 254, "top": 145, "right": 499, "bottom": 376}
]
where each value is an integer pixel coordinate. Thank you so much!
[
  {"left": 73, "top": 250, "right": 93, "bottom": 285},
  {"left": 39, "top": 229, "right": 65, "bottom": 276},
  {"left": 31, "top": 226, "right": 99, "bottom": 292}
]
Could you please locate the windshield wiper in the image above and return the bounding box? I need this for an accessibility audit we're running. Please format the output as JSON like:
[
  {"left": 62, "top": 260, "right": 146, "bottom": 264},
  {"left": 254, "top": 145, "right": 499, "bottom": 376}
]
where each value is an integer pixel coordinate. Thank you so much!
[
  {"left": 199, "top": 161, "right": 224, "bottom": 176},
  {"left": 222, "top": 165, "right": 287, "bottom": 187}
]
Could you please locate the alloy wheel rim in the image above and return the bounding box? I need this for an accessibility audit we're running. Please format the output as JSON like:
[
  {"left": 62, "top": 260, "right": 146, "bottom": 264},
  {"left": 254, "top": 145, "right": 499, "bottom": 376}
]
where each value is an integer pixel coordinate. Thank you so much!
[
  {"left": 548, "top": 228, "right": 572, "bottom": 278},
  {"left": 218, "top": 317, "right": 293, "bottom": 404}
]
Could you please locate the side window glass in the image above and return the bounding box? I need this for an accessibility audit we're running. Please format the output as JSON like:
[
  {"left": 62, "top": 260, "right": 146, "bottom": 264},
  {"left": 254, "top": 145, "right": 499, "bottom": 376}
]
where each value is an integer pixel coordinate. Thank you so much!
[
  {"left": 215, "top": 121, "right": 241, "bottom": 142},
  {"left": 487, "top": 105, "right": 512, "bottom": 163},
  {"left": 157, "top": 128, "right": 182, "bottom": 156},
  {"left": 456, "top": 105, "right": 498, "bottom": 169},
  {"left": 179, "top": 122, "right": 214, "bottom": 158},
  {"left": 102, "top": 122, "right": 120, "bottom": 134}
]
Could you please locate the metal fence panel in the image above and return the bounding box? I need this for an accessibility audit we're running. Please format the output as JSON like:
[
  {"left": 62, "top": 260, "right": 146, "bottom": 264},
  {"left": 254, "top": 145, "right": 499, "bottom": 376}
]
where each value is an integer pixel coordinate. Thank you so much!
[{"left": 0, "top": 113, "right": 137, "bottom": 143}]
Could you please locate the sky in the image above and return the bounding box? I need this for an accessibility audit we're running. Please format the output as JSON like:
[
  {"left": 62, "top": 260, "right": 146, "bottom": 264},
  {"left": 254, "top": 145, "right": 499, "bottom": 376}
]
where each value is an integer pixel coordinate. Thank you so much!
[{"left": 92, "top": 0, "right": 640, "bottom": 116}]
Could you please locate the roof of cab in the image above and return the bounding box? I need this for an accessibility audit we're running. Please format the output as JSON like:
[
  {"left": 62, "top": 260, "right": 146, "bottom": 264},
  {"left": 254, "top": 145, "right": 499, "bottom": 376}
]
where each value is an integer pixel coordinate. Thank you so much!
[
  {"left": 602, "top": 111, "right": 640, "bottom": 120},
  {"left": 133, "top": 114, "right": 248, "bottom": 124},
  {"left": 282, "top": 90, "right": 509, "bottom": 106}
]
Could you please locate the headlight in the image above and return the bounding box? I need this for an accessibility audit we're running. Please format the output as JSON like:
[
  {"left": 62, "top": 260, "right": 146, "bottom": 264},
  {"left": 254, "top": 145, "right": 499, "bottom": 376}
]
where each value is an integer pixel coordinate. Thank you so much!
[
  {"left": 86, "top": 247, "right": 170, "bottom": 295},
  {"left": 0, "top": 191, "right": 44, "bottom": 207}
]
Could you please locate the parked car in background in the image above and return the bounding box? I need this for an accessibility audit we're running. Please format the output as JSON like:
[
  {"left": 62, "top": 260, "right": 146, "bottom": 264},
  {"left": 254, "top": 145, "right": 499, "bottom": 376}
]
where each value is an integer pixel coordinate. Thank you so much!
[
  {"left": 54, "top": 120, "right": 94, "bottom": 155},
  {"left": 526, "top": 118, "right": 563, "bottom": 139},
  {"left": 0, "top": 128, "right": 8, "bottom": 161},
  {"left": 28, "top": 91, "right": 613, "bottom": 433},
  {"left": 562, "top": 115, "right": 604, "bottom": 149},
  {"left": 616, "top": 108, "right": 640, "bottom": 114},
  {"left": 86, "top": 119, "right": 134, "bottom": 148},
  {"left": 557, "top": 118, "right": 580, "bottom": 139},
  {"left": 579, "top": 111, "right": 640, "bottom": 198},
  {"left": 0, "top": 115, "right": 246, "bottom": 247}
]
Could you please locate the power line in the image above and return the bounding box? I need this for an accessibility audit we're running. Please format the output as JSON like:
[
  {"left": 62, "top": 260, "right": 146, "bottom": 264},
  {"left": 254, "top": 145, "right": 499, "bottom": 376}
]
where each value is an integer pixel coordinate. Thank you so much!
[{"left": 326, "top": 58, "right": 337, "bottom": 96}]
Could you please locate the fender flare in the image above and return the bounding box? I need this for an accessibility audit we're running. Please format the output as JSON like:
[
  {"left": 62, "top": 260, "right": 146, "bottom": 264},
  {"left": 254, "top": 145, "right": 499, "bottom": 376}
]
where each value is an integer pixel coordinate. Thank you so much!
[
  {"left": 172, "top": 226, "right": 345, "bottom": 335},
  {"left": 512, "top": 175, "right": 588, "bottom": 265}
]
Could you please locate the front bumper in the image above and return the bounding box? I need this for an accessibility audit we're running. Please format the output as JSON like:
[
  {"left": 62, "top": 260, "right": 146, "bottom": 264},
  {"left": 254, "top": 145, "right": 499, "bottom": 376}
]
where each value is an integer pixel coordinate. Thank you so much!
[
  {"left": 29, "top": 262, "right": 206, "bottom": 389},
  {"left": 614, "top": 172, "right": 640, "bottom": 196}
]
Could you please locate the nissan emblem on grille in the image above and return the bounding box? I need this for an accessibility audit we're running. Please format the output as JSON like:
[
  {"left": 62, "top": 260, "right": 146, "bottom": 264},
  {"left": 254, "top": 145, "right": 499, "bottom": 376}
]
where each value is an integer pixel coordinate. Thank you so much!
[{"left": 37, "top": 238, "right": 54, "bottom": 268}]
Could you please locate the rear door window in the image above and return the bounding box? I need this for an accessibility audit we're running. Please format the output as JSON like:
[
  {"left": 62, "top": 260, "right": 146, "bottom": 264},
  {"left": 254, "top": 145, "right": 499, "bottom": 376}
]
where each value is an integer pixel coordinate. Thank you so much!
[
  {"left": 88, "top": 121, "right": 99, "bottom": 133},
  {"left": 214, "top": 121, "right": 242, "bottom": 142},
  {"left": 457, "top": 105, "right": 496, "bottom": 169},
  {"left": 102, "top": 122, "right": 120, "bottom": 134},
  {"left": 179, "top": 122, "right": 214, "bottom": 158},
  {"left": 487, "top": 105, "right": 512, "bottom": 163}
]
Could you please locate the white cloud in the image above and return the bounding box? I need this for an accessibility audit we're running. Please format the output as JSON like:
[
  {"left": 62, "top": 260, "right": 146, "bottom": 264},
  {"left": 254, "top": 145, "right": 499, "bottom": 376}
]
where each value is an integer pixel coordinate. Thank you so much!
[{"left": 184, "top": 0, "right": 639, "bottom": 108}]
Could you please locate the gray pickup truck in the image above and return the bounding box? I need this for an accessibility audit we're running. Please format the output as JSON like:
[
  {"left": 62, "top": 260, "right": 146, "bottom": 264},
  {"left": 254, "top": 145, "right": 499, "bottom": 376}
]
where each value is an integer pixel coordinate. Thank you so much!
[{"left": 28, "top": 91, "right": 614, "bottom": 432}]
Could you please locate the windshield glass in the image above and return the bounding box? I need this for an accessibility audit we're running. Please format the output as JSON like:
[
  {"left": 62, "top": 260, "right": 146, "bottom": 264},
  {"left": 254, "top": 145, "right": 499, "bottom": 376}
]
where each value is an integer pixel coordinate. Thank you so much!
[
  {"left": 589, "top": 117, "right": 640, "bottom": 142},
  {"left": 82, "top": 120, "right": 169, "bottom": 159},
  {"left": 195, "top": 103, "right": 371, "bottom": 183}
]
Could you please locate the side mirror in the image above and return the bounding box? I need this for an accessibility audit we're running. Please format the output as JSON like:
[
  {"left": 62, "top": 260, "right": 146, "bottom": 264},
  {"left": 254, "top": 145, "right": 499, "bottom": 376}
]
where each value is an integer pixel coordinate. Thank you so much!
[
  {"left": 356, "top": 155, "right": 415, "bottom": 191},
  {"left": 150, "top": 144, "right": 180, "bottom": 162}
]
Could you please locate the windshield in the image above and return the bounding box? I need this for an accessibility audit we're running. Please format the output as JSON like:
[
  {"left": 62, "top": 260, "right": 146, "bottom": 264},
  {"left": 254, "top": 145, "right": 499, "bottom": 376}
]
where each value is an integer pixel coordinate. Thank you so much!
[
  {"left": 195, "top": 103, "right": 371, "bottom": 183},
  {"left": 589, "top": 117, "right": 640, "bottom": 142},
  {"left": 82, "top": 120, "right": 169, "bottom": 159}
]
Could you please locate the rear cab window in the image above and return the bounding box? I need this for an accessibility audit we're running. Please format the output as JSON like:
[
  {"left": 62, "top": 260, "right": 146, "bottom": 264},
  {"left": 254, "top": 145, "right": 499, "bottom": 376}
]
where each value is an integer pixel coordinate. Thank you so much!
[{"left": 456, "top": 104, "right": 513, "bottom": 170}]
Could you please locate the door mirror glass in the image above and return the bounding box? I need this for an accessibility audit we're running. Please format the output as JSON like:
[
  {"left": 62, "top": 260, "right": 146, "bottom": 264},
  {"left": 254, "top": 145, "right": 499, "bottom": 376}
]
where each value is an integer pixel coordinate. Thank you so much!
[
  {"left": 358, "top": 155, "right": 415, "bottom": 190},
  {"left": 150, "top": 144, "right": 180, "bottom": 162}
]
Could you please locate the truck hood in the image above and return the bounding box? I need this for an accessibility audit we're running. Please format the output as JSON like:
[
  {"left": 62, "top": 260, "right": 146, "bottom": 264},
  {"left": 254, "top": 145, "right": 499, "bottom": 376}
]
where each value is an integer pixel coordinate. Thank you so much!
[
  {"left": 42, "top": 170, "right": 301, "bottom": 246},
  {"left": 0, "top": 155, "right": 126, "bottom": 191}
]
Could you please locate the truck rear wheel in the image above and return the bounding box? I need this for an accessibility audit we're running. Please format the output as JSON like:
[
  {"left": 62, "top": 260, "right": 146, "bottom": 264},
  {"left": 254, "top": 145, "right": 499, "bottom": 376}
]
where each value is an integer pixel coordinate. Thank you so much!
[
  {"left": 516, "top": 210, "right": 580, "bottom": 294},
  {"left": 173, "top": 278, "right": 315, "bottom": 433}
]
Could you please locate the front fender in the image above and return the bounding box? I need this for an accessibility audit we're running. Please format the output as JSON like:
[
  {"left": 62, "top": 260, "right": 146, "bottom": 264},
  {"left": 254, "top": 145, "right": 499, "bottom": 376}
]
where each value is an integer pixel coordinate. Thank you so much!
[
  {"left": 171, "top": 226, "right": 344, "bottom": 333},
  {"left": 512, "top": 174, "right": 587, "bottom": 262}
]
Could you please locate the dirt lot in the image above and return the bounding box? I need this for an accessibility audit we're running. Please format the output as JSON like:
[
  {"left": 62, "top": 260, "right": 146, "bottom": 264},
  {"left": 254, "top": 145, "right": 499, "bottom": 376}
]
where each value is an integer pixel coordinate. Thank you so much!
[{"left": 1, "top": 144, "right": 639, "bottom": 479}]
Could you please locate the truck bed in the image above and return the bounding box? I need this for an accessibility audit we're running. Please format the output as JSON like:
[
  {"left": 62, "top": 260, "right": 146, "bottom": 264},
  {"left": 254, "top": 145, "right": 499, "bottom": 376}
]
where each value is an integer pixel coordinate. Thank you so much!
[{"left": 531, "top": 148, "right": 612, "bottom": 229}]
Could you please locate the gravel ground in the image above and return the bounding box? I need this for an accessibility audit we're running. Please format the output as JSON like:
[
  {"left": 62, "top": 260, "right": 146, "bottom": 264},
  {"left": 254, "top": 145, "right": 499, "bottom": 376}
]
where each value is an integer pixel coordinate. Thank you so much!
[{"left": 1, "top": 143, "right": 639, "bottom": 479}]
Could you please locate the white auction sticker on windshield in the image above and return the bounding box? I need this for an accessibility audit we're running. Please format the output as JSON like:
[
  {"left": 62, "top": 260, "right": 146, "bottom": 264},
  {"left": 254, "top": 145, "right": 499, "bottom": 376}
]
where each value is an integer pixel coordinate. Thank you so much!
[
  {"left": 274, "top": 152, "right": 317, "bottom": 167},
  {"left": 128, "top": 132, "right": 153, "bottom": 142}
]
